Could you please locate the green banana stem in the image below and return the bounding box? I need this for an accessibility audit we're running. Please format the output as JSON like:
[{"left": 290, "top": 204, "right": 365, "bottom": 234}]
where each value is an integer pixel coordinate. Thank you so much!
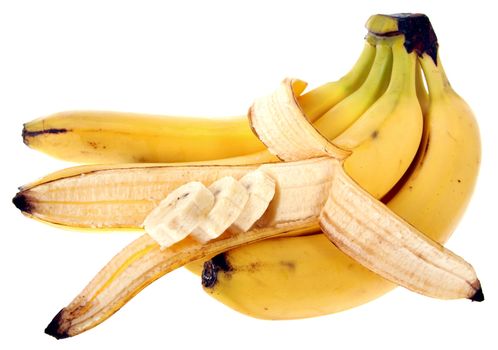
[
  {"left": 385, "top": 36, "right": 417, "bottom": 97},
  {"left": 312, "top": 37, "right": 393, "bottom": 139}
]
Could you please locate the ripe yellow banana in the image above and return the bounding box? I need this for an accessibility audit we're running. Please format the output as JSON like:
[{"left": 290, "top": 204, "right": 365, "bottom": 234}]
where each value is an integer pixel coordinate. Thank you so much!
[
  {"left": 312, "top": 36, "right": 392, "bottom": 139},
  {"left": 200, "top": 15, "right": 481, "bottom": 320},
  {"left": 21, "top": 43, "right": 375, "bottom": 164},
  {"left": 334, "top": 35, "right": 423, "bottom": 198}
]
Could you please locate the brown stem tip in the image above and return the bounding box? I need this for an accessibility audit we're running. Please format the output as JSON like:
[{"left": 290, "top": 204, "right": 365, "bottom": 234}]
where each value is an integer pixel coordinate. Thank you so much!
[
  {"left": 45, "top": 308, "right": 70, "bottom": 340},
  {"left": 12, "top": 192, "right": 33, "bottom": 214},
  {"left": 470, "top": 287, "right": 485, "bottom": 302}
]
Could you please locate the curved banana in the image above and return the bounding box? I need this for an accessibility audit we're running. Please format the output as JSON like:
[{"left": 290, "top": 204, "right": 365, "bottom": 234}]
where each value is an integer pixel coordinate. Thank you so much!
[
  {"left": 334, "top": 36, "right": 423, "bottom": 198},
  {"left": 22, "top": 43, "right": 375, "bottom": 164},
  {"left": 199, "top": 34, "right": 481, "bottom": 319},
  {"left": 386, "top": 52, "right": 481, "bottom": 242},
  {"left": 312, "top": 37, "right": 392, "bottom": 139}
]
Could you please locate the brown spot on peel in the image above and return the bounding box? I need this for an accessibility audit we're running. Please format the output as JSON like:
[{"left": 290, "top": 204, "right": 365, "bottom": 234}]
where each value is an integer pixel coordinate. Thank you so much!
[
  {"left": 45, "top": 308, "right": 70, "bottom": 339},
  {"left": 280, "top": 261, "right": 296, "bottom": 270},
  {"left": 201, "top": 253, "right": 232, "bottom": 288}
]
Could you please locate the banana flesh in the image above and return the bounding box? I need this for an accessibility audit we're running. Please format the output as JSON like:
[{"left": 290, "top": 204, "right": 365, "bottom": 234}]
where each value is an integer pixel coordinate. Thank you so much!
[
  {"left": 15, "top": 158, "right": 335, "bottom": 230},
  {"left": 15, "top": 164, "right": 257, "bottom": 228}
]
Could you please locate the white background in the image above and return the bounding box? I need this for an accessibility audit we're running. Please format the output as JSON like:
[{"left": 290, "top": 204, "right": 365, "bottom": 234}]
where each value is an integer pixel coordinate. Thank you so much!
[{"left": 0, "top": 1, "right": 496, "bottom": 349}]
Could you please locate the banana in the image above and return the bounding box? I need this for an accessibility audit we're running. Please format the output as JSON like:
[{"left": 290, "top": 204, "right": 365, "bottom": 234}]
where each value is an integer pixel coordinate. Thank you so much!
[
  {"left": 312, "top": 37, "right": 392, "bottom": 139},
  {"left": 22, "top": 42, "right": 376, "bottom": 164},
  {"left": 143, "top": 182, "right": 215, "bottom": 248},
  {"left": 191, "top": 177, "right": 249, "bottom": 243},
  {"left": 201, "top": 234, "right": 395, "bottom": 319},
  {"left": 333, "top": 35, "right": 423, "bottom": 198},
  {"left": 201, "top": 15, "right": 482, "bottom": 319},
  {"left": 386, "top": 53, "right": 481, "bottom": 242}
]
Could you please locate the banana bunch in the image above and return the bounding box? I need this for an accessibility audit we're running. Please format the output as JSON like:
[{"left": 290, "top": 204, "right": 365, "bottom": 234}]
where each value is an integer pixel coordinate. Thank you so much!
[{"left": 13, "top": 13, "right": 482, "bottom": 339}]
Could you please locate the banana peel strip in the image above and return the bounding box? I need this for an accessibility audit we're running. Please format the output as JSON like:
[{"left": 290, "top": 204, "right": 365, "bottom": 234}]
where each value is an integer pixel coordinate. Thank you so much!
[
  {"left": 46, "top": 222, "right": 318, "bottom": 338},
  {"left": 249, "top": 78, "right": 350, "bottom": 161}
]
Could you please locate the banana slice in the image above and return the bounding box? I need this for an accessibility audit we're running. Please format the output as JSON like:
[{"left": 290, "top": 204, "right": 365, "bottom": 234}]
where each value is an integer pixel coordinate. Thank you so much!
[
  {"left": 229, "top": 170, "right": 276, "bottom": 233},
  {"left": 192, "top": 177, "right": 249, "bottom": 242},
  {"left": 143, "top": 182, "right": 214, "bottom": 248}
]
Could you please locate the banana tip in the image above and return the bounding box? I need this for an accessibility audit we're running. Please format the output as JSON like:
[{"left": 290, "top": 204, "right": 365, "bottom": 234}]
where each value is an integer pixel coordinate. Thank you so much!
[
  {"left": 22, "top": 126, "right": 68, "bottom": 145},
  {"left": 21, "top": 124, "right": 29, "bottom": 145},
  {"left": 12, "top": 192, "right": 33, "bottom": 213},
  {"left": 45, "top": 309, "right": 70, "bottom": 339},
  {"left": 470, "top": 286, "right": 484, "bottom": 302}
]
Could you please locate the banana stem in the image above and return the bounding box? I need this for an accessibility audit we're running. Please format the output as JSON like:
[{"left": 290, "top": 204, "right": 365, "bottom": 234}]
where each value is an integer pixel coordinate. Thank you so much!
[
  {"left": 419, "top": 54, "right": 451, "bottom": 98},
  {"left": 299, "top": 41, "right": 376, "bottom": 120},
  {"left": 384, "top": 36, "right": 417, "bottom": 97}
]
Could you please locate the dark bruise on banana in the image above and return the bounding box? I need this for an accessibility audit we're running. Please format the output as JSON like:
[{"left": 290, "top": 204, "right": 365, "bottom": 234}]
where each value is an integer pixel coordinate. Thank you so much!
[{"left": 12, "top": 13, "right": 483, "bottom": 340}]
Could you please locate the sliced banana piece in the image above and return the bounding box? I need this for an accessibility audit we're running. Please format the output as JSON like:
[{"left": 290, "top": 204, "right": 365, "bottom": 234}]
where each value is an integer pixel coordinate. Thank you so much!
[
  {"left": 229, "top": 170, "right": 276, "bottom": 233},
  {"left": 192, "top": 177, "right": 249, "bottom": 242},
  {"left": 143, "top": 182, "right": 214, "bottom": 248}
]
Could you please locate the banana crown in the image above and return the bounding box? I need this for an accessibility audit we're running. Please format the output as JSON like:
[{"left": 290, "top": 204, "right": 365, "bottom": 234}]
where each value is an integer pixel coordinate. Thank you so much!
[{"left": 12, "top": 13, "right": 482, "bottom": 339}]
